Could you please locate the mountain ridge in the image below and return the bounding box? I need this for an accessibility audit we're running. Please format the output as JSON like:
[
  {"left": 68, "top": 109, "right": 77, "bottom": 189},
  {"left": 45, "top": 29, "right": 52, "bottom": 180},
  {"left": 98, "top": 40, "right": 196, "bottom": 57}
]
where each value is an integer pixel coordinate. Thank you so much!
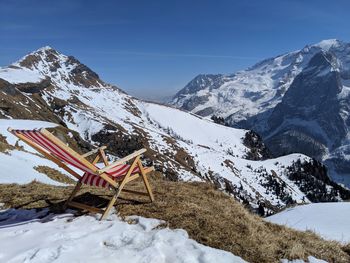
[
  {"left": 1, "top": 46, "right": 349, "bottom": 212},
  {"left": 171, "top": 39, "right": 350, "bottom": 186}
]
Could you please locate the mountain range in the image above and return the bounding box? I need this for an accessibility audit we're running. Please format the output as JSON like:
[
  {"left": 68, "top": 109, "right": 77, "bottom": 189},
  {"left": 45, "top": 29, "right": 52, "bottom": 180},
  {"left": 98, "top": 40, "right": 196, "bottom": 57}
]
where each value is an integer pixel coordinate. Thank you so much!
[
  {"left": 171, "top": 39, "right": 350, "bottom": 186},
  {"left": 0, "top": 46, "right": 349, "bottom": 213}
]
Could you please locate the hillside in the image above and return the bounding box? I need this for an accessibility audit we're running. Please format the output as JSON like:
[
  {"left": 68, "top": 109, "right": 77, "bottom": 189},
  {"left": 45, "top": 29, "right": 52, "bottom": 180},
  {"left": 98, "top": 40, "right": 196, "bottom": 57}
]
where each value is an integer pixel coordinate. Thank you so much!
[
  {"left": 0, "top": 177, "right": 349, "bottom": 263},
  {"left": 171, "top": 39, "right": 350, "bottom": 186},
  {"left": 0, "top": 47, "right": 349, "bottom": 212}
]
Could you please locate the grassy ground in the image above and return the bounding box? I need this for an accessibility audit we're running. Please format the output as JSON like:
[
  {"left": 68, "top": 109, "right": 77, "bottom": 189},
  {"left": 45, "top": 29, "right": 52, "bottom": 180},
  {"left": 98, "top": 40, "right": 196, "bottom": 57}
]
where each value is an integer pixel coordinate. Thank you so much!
[{"left": 0, "top": 171, "right": 349, "bottom": 263}]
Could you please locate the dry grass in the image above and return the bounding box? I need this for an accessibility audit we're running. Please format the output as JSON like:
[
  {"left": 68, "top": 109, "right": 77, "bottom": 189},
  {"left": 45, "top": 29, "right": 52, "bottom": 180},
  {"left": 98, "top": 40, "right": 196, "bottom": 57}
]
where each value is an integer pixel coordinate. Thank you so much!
[
  {"left": 0, "top": 173, "right": 349, "bottom": 263},
  {"left": 34, "top": 166, "right": 75, "bottom": 184},
  {"left": 0, "top": 134, "right": 14, "bottom": 153}
]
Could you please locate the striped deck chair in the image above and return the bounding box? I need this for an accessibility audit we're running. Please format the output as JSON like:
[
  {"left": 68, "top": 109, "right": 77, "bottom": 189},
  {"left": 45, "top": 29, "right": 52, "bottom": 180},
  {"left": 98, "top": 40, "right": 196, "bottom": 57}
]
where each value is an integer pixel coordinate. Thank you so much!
[{"left": 8, "top": 127, "right": 155, "bottom": 220}]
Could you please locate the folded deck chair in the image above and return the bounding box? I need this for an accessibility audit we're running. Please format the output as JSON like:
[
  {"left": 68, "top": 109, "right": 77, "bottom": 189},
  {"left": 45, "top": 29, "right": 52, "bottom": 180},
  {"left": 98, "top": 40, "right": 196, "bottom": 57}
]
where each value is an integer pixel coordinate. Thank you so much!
[{"left": 8, "top": 127, "right": 155, "bottom": 220}]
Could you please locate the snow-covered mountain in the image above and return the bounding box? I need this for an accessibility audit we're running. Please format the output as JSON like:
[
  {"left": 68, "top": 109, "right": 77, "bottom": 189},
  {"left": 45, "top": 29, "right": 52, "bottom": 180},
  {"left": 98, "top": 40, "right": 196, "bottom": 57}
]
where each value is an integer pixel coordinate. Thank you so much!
[
  {"left": 171, "top": 39, "right": 350, "bottom": 185},
  {"left": 1, "top": 46, "right": 349, "bottom": 212}
]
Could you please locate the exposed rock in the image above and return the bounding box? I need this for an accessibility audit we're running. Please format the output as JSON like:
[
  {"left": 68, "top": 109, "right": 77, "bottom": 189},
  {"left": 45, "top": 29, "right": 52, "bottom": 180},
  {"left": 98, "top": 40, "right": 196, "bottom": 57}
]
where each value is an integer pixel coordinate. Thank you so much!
[{"left": 243, "top": 130, "right": 271, "bottom": 160}]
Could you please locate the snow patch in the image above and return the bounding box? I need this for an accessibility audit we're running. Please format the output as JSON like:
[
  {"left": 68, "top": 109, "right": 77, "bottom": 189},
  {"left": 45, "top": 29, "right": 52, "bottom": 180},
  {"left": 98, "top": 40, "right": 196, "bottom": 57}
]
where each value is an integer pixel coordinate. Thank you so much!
[
  {"left": 0, "top": 210, "right": 247, "bottom": 263},
  {"left": 266, "top": 202, "right": 350, "bottom": 244},
  {"left": 0, "top": 67, "right": 44, "bottom": 84}
]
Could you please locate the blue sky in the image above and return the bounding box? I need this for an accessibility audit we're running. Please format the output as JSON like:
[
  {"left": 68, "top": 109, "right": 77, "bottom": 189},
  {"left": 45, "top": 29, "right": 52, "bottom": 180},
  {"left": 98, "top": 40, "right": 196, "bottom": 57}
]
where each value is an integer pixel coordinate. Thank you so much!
[{"left": 1, "top": 0, "right": 350, "bottom": 100}]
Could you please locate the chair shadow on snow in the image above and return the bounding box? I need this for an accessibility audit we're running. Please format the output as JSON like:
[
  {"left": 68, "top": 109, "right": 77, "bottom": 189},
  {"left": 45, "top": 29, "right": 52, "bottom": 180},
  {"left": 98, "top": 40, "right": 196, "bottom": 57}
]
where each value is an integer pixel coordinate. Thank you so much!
[{"left": 0, "top": 191, "right": 148, "bottom": 229}]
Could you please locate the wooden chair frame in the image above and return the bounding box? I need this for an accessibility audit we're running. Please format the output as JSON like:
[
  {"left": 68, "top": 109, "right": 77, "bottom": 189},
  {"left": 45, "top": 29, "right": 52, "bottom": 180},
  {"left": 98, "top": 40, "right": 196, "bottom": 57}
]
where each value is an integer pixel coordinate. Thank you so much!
[{"left": 8, "top": 127, "right": 155, "bottom": 220}]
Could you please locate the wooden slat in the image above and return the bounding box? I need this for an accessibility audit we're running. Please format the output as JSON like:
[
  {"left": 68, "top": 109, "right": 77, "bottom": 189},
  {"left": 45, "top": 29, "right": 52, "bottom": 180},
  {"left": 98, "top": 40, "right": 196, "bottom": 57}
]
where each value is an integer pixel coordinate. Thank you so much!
[
  {"left": 68, "top": 201, "right": 104, "bottom": 214},
  {"left": 40, "top": 128, "right": 99, "bottom": 173},
  {"left": 92, "top": 153, "right": 101, "bottom": 165},
  {"left": 122, "top": 189, "right": 150, "bottom": 196},
  {"left": 82, "top": 146, "right": 107, "bottom": 158},
  {"left": 100, "top": 194, "right": 117, "bottom": 220},
  {"left": 138, "top": 159, "right": 154, "bottom": 201},
  {"left": 144, "top": 166, "right": 155, "bottom": 173},
  {"left": 63, "top": 182, "right": 82, "bottom": 209},
  {"left": 99, "top": 148, "right": 109, "bottom": 166},
  {"left": 125, "top": 173, "right": 140, "bottom": 183},
  {"left": 98, "top": 149, "right": 146, "bottom": 173},
  {"left": 101, "top": 156, "right": 141, "bottom": 220}
]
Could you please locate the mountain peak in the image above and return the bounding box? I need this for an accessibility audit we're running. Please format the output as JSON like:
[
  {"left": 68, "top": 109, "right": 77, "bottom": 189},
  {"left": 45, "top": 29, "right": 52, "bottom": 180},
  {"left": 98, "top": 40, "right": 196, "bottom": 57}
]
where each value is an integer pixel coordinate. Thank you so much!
[
  {"left": 4, "top": 46, "right": 103, "bottom": 88},
  {"left": 313, "top": 39, "right": 343, "bottom": 51},
  {"left": 16, "top": 46, "right": 62, "bottom": 69},
  {"left": 35, "top": 45, "right": 55, "bottom": 52}
]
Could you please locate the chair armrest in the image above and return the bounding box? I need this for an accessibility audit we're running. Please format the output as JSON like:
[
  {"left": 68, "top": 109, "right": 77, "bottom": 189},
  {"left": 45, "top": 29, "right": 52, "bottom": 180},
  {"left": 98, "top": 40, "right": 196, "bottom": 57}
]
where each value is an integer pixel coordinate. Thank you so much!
[
  {"left": 98, "top": 148, "right": 147, "bottom": 174},
  {"left": 82, "top": 146, "right": 107, "bottom": 158}
]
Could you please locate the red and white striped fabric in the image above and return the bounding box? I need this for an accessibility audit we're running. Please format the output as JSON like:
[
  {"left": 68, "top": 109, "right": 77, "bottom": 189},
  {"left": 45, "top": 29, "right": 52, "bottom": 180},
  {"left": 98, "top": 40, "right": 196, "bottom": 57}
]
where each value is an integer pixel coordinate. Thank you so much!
[
  {"left": 12, "top": 129, "right": 141, "bottom": 188},
  {"left": 81, "top": 164, "right": 140, "bottom": 188},
  {"left": 13, "top": 129, "right": 95, "bottom": 174}
]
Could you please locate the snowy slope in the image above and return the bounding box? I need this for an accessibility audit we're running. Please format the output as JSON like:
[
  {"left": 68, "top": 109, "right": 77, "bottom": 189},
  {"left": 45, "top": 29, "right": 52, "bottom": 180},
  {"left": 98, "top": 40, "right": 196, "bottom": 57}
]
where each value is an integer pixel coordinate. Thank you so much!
[
  {"left": 266, "top": 203, "right": 350, "bottom": 244},
  {"left": 0, "top": 209, "right": 246, "bottom": 263},
  {"left": 0, "top": 46, "right": 348, "bottom": 211},
  {"left": 0, "top": 67, "right": 43, "bottom": 84}
]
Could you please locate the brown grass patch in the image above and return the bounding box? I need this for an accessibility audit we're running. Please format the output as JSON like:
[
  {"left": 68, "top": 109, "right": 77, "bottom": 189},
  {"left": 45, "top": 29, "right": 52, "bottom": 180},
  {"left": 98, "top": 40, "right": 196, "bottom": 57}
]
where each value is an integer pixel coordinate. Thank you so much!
[
  {"left": 33, "top": 166, "right": 76, "bottom": 184},
  {"left": 0, "top": 174, "right": 349, "bottom": 263},
  {"left": 0, "top": 134, "right": 14, "bottom": 153}
]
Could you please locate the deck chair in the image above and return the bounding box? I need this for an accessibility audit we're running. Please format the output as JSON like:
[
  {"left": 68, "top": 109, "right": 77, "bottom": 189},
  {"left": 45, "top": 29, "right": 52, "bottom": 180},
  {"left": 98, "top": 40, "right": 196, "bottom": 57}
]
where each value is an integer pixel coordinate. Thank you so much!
[{"left": 8, "top": 127, "right": 155, "bottom": 220}]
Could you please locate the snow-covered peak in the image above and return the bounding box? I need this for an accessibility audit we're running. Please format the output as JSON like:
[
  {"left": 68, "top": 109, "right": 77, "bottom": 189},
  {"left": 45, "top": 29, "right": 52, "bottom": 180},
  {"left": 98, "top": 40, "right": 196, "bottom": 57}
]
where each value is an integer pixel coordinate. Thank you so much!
[
  {"left": 172, "top": 39, "right": 350, "bottom": 122},
  {"left": 14, "top": 46, "right": 63, "bottom": 68},
  {"left": 313, "top": 39, "right": 343, "bottom": 51},
  {"left": 0, "top": 46, "right": 104, "bottom": 88},
  {"left": 32, "top": 45, "right": 55, "bottom": 53}
]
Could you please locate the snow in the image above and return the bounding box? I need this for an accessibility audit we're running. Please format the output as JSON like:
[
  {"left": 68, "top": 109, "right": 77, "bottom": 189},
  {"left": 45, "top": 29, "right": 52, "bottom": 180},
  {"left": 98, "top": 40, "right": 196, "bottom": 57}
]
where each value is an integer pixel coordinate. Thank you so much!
[
  {"left": 172, "top": 39, "right": 345, "bottom": 124},
  {"left": 0, "top": 210, "right": 247, "bottom": 263},
  {"left": 0, "top": 119, "right": 58, "bottom": 151},
  {"left": 0, "top": 67, "right": 44, "bottom": 84},
  {"left": 281, "top": 257, "right": 327, "bottom": 263},
  {"left": 141, "top": 102, "right": 247, "bottom": 154},
  {"left": 315, "top": 39, "right": 341, "bottom": 51},
  {"left": 266, "top": 203, "right": 350, "bottom": 244},
  {"left": 0, "top": 150, "right": 71, "bottom": 186}
]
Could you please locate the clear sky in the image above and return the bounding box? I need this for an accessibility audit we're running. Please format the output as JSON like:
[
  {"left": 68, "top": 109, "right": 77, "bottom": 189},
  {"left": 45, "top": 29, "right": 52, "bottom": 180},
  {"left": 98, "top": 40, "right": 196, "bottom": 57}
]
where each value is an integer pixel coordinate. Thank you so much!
[{"left": 1, "top": 0, "right": 350, "bottom": 100}]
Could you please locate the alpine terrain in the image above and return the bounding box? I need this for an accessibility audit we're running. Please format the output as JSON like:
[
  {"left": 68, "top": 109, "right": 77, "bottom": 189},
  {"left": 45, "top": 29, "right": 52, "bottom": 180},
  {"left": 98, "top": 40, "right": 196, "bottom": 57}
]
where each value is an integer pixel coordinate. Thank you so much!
[
  {"left": 1, "top": 46, "right": 349, "bottom": 214},
  {"left": 172, "top": 39, "right": 350, "bottom": 186}
]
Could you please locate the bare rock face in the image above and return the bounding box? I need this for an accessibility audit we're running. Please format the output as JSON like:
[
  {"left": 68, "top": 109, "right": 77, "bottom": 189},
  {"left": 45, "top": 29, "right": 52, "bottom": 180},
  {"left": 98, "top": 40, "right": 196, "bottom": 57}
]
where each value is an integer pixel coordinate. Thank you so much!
[
  {"left": 266, "top": 52, "right": 345, "bottom": 152},
  {"left": 243, "top": 130, "right": 271, "bottom": 160}
]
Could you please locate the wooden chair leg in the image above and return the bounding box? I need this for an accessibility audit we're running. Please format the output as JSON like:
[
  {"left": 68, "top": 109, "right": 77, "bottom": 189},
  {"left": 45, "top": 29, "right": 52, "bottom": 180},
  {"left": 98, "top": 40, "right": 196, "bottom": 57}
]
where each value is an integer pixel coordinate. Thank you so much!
[
  {"left": 99, "top": 160, "right": 136, "bottom": 220},
  {"left": 100, "top": 193, "right": 118, "bottom": 220},
  {"left": 64, "top": 181, "right": 82, "bottom": 210},
  {"left": 100, "top": 181, "right": 126, "bottom": 220},
  {"left": 138, "top": 160, "right": 154, "bottom": 202}
]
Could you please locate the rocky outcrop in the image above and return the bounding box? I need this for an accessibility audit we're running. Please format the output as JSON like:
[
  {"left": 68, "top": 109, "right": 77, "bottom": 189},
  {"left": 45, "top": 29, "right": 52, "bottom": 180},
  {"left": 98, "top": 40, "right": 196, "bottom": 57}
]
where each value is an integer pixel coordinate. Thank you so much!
[{"left": 243, "top": 130, "right": 271, "bottom": 160}]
